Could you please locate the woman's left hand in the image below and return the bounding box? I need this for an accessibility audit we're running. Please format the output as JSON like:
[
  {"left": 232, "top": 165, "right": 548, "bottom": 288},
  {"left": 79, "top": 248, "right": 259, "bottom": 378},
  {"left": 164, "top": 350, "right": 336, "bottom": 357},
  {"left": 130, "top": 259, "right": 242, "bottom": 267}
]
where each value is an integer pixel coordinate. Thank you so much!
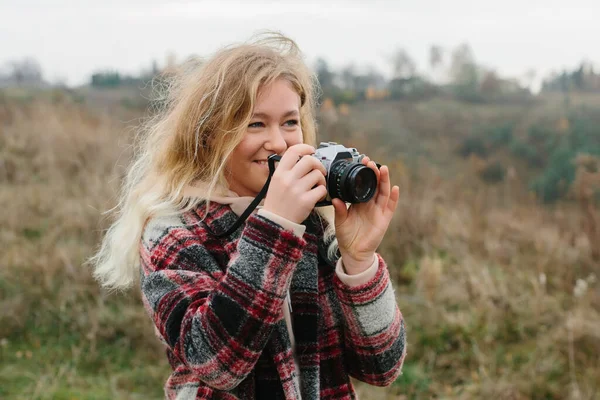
[{"left": 331, "top": 157, "right": 400, "bottom": 275}]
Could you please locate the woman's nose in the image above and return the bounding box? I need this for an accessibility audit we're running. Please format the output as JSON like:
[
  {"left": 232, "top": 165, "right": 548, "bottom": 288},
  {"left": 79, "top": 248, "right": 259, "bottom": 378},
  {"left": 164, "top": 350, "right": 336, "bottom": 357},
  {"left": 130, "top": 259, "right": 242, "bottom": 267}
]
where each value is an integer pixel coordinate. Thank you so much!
[{"left": 264, "top": 126, "right": 287, "bottom": 154}]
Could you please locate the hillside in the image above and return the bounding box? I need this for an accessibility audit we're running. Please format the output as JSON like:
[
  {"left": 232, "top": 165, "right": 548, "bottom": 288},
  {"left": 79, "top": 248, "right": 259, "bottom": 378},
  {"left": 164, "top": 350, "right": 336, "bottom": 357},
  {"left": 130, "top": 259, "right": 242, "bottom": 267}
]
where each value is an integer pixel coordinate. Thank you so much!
[{"left": 1, "top": 90, "right": 599, "bottom": 399}]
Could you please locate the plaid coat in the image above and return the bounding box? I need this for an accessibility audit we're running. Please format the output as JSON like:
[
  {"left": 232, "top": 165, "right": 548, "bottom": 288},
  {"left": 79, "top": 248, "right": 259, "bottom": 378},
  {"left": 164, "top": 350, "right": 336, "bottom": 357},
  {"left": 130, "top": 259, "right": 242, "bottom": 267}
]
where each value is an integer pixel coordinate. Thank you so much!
[{"left": 139, "top": 202, "right": 406, "bottom": 399}]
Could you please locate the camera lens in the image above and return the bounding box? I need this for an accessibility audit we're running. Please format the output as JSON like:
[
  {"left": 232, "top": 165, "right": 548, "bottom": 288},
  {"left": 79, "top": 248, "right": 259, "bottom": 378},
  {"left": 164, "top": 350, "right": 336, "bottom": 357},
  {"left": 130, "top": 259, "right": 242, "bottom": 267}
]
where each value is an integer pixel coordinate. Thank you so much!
[{"left": 328, "top": 160, "right": 377, "bottom": 203}]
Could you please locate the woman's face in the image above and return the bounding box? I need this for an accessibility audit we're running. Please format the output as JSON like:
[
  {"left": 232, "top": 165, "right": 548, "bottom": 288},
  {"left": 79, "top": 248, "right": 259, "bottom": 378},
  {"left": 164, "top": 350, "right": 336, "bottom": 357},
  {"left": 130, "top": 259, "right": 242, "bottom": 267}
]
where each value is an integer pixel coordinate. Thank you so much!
[{"left": 226, "top": 79, "right": 303, "bottom": 197}]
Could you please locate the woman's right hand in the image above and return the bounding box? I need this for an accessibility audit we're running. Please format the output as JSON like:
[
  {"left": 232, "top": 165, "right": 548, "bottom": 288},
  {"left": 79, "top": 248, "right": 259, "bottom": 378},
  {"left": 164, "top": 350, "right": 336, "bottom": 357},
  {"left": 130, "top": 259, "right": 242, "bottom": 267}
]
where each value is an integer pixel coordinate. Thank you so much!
[{"left": 263, "top": 144, "right": 328, "bottom": 224}]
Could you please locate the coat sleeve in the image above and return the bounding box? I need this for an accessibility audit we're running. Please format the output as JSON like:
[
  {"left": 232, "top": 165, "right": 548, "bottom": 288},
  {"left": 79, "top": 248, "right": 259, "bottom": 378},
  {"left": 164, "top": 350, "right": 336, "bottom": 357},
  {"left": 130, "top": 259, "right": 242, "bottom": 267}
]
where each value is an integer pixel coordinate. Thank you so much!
[
  {"left": 332, "top": 253, "right": 407, "bottom": 386},
  {"left": 139, "top": 213, "right": 306, "bottom": 391}
]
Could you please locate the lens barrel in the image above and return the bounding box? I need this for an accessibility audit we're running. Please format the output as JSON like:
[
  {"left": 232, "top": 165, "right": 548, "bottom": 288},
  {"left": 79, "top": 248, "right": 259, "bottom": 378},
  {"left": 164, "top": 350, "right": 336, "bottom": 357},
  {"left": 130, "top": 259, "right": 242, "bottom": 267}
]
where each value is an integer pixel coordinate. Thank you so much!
[{"left": 328, "top": 160, "right": 377, "bottom": 203}]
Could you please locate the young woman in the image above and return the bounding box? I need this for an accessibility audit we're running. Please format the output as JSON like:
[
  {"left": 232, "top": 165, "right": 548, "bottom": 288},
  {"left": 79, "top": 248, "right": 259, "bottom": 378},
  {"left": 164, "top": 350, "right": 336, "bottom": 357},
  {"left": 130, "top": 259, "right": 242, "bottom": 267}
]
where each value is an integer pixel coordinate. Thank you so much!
[{"left": 91, "top": 33, "right": 406, "bottom": 399}]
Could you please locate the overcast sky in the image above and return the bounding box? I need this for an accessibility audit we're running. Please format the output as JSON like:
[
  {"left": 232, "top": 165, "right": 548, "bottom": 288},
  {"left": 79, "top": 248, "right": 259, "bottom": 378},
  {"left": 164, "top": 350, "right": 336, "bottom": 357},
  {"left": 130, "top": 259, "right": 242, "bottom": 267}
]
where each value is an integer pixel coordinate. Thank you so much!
[{"left": 1, "top": 0, "right": 598, "bottom": 89}]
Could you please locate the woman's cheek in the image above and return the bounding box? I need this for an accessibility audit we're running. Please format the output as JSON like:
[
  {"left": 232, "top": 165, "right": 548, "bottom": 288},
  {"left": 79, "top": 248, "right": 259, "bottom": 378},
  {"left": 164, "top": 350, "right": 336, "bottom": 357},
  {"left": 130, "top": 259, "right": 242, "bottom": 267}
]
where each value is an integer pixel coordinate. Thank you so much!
[{"left": 293, "top": 129, "right": 304, "bottom": 145}]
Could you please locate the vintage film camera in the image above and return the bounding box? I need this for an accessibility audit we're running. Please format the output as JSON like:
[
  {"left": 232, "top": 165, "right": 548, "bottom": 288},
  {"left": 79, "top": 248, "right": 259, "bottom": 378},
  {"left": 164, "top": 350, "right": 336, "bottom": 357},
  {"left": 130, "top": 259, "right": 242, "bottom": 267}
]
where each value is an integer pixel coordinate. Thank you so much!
[
  {"left": 214, "top": 142, "right": 379, "bottom": 237},
  {"left": 269, "top": 142, "right": 379, "bottom": 206}
]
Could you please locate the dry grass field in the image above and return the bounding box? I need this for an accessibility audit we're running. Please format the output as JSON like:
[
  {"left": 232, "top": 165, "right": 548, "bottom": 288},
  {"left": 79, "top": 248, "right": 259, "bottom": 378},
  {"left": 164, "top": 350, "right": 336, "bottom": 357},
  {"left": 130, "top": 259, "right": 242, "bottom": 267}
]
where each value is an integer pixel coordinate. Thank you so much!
[{"left": 1, "top": 90, "right": 599, "bottom": 399}]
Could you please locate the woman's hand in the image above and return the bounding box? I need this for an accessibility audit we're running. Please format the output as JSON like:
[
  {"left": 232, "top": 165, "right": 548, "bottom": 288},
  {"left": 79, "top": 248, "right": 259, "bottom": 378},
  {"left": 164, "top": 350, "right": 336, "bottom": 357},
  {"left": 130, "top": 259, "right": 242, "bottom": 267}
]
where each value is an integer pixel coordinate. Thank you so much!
[
  {"left": 263, "top": 144, "right": 328, "bottom": 224},
  {"left": 331, "top": 157, "right": 400, "bottom": 275}
]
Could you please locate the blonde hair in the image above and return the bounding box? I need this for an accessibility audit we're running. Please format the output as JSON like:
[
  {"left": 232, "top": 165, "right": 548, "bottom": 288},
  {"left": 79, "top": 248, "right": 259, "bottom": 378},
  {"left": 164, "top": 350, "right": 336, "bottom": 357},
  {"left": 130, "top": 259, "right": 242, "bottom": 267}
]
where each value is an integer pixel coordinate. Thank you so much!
[{"left": 90, "top": 32, "right": 337, "bottom": 291}]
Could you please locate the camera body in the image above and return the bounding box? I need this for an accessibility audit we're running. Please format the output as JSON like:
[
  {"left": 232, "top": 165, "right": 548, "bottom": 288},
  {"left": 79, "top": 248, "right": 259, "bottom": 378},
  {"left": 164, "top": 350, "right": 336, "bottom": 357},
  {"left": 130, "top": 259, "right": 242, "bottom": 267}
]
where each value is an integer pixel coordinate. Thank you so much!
[
  {"left": 267, "top": 142, "right": 379, "bottom": 206},
  {"left": 311, "top": 142, "right": 378, "bottom": 205},
  {"left": 312, "top": 142, "right": 363, "bottom": 172}
]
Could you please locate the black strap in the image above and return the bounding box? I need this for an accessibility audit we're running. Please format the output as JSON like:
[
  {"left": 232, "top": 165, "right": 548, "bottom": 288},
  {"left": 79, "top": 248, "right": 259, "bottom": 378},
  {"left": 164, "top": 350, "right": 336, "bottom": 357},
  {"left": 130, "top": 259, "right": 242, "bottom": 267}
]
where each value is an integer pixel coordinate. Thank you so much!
[{"left": 209, "top": 154, "right": 282, "bottom": 238}]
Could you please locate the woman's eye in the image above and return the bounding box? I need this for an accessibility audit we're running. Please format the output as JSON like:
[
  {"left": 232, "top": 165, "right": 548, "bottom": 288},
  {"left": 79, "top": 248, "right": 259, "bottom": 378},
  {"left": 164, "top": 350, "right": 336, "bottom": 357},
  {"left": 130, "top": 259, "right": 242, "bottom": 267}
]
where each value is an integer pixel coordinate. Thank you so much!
[
  {"left": 248, "top": 121, "right": 264, "bottom": 128},
  {"left": 284, "top": 119, "right": 299, "bottom": 127}
]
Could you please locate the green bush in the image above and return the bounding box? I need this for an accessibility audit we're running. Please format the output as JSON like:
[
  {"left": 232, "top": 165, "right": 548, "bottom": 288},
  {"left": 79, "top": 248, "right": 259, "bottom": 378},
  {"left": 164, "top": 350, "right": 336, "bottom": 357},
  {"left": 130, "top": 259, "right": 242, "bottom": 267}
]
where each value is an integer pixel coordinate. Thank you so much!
[
  {"left": 510, "top": 140, "right": 544, "bottom": 167},
  {"left": 458, "top": 136, "right": 488, "bottom": 158},
  {"left": 479, "top": 161, "right": 506, "bottom": 184},
  {"left": 527, "top": 125, "right": 554, "bottom": 145},
  {"left": 328, "top": 88, "right": 359, "bottom": 105},
  {"left": 530, "top": 147, "right": 575, "bottom": 203},
  {"left": 569, "top": 113, "right": 600, "bottom": 152},
  {"left": 527, "top": 111, "right": 600, "bottom": 203},
  {"left": 486, "top": 123, "right": 514, "bottom": 147},
  {"left": 389, "top": 77, "right": 439, "bottom": 101},
  {"left": 91, "top": 71, "right": 121, "bottom": 87}
]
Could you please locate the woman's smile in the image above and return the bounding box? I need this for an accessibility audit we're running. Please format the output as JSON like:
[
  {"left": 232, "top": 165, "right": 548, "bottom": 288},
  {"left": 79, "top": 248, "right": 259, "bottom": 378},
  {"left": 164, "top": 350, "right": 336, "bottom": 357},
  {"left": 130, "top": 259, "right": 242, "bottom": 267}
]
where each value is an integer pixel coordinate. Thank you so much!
[{"left": 226, "top": 78, "right": 303, "bottom": 197}]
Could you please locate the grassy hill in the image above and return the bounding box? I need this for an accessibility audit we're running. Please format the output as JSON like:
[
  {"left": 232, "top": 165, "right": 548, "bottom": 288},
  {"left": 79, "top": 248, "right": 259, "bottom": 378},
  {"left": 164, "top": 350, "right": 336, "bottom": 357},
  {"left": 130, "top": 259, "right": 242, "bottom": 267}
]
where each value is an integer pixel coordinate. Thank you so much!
[{"left": 1, "top": 89, "right": 599, "bottom": 399}]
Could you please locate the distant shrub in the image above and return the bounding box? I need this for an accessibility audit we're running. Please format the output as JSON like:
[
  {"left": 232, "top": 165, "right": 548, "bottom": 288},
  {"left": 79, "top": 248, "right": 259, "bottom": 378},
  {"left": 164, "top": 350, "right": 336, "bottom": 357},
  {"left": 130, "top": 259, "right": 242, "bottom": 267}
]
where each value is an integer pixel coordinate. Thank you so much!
[
  {"left": 527, "top": 125, "right": 554, "bottom": 144},
  {"left": 329, "top": 88, "right": 359, "bottom": 105},
  {"left": 569, "top": 113, "right": 600, "bottom": 151},
  {"left": 479, "top": 161, "right": 506, "bottom": 184},
  {"left": 458, "top": 136, "right": 487, "bottom": 158},
  {"left": 486, "top": 123, "right": 514, "bottom": 147},
  {"left": 526, "top": 111, "right": 600, "bottom": 203},
  {"left": 91, "top": 71, "right": 121, "bottom": 87},
  {"left": 510, "top": 140, "right": 544, "bottom": 167},
  {"left": 453, "top": 89, "right": 485, "bottom": 104},
  {"left": 530, "top": 147, "right": 576, "bottom": 203},
  {"left": 90, "top": 70, "right": 149, "bottom": 89},
  {"left": 389, "top": 77, "right": 439, "bottom": 101}
]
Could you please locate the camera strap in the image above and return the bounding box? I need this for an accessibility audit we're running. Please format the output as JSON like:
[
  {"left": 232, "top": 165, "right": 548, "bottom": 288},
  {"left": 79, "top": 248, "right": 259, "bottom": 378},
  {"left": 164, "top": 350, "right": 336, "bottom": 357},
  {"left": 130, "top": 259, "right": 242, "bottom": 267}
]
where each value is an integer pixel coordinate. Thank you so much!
[{"left": 208, "top": 154, "right": 282, "bottom": 238}]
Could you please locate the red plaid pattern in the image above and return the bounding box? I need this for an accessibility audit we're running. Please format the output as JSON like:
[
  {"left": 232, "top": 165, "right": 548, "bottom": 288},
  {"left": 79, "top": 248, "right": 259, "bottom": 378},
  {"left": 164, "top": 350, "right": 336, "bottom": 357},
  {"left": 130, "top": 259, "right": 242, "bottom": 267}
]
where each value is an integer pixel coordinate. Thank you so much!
[{"left": 139, "top": 202, "right": 406, "bottom": 399}]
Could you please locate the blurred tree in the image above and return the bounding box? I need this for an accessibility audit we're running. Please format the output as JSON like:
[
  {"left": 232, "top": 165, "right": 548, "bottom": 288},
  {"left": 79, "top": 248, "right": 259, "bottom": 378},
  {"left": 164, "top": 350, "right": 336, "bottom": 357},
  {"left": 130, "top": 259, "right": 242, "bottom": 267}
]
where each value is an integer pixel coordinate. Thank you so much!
[
  {"left": 572, "top": 64, "right": 585, "bottom": 90},
  {"left": 560, "top": 70, "right": 571, "bottom": 108},
  {"left": 450, "top": 44, "right": 475, "bottom": 77},
  {"left": 542, "top": 61, "right": 600, "bottom": 93},
  {"left": 480, "top": 70, "right": 501, "bottom": 96},
  {"left": 429, "top": 44, "right": 446, "bottom": 85},
  {"left": 8, "top": 58, "right": 44, "bottom": 86},
  {"left": 389, "top": 48, "right": 417, "bottom": 80},
  {"left": 315, "top": 58, "right": 335, "bottom": 89},
  {"left": 521, "top": 68, "right": 536, "bottom": 93},
  {"left": 428, "top": 44, "right": 444, "bottom": 84},
  {"left": 581, "top": 61, "right": 600, "bottom": 90},
  {"left": 388, "top": 76, "right": 436, "bottom": 100},
  {"left": 91, "top": 71, "right": 121, "bottom": 87},
  {"left": 364, "top": 65, "right": 387, "bottom": 89},
  {"left": 353, "top": 72, "right": 376, "bottom": 96},
  {"left": 340, "top": 64, "right": 356, "bottom": 91},
  {"left": 429, "top": 45, "right": 443, "bottom": 70},
  {"left": 450, "top": 43, "right": 480, "bottom": 101},
  {"left": 362, "top": 66, "right": 388, "bottom": 100}
]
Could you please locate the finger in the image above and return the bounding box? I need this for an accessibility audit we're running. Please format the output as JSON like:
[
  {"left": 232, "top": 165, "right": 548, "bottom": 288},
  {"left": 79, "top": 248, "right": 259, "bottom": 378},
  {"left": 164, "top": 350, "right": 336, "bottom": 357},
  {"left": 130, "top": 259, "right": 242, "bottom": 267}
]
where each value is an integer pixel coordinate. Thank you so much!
[
  {"left": 384, "top": 185, "right": 400, "bottom": 218},
  {"left": 362, "top": 156, "right": 370, "bottom": 166},
  {"left": 290, "top": 154, "right": 327, "bottom": 179},
  {"left": 298, "top": 169, "right": 327, "bottom": 192},
  {"left": 278, "top": 144, "right": 316, "bottom": 171},
  {"left": 306, "top": 184, "right": 328, "bottom": 206},
  {"left": 368, "top": 160, "right": 380, "bottom": 182},
  {"left": 375, "top": 165, "right": 391, "bottom": 208},
  {"left": 331, "top": 198, "right": 348, "bottom": 225}
]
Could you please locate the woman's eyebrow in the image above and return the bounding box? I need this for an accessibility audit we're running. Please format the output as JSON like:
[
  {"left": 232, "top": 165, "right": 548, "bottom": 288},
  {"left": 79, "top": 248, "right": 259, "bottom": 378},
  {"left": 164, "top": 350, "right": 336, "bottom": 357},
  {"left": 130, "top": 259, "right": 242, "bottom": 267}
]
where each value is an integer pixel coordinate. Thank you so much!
[{"left": 251, "top": 110, "right": 299, "bottom": 119}]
